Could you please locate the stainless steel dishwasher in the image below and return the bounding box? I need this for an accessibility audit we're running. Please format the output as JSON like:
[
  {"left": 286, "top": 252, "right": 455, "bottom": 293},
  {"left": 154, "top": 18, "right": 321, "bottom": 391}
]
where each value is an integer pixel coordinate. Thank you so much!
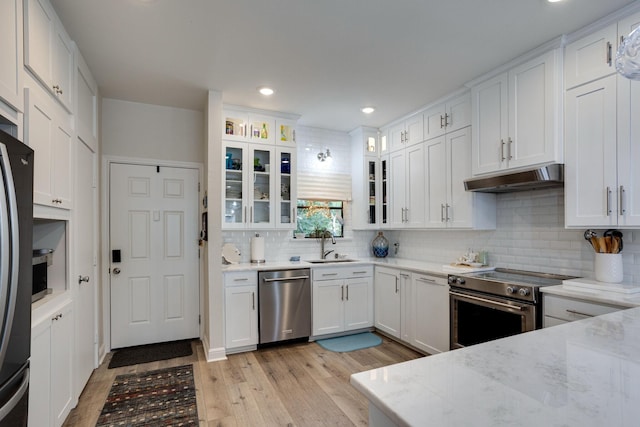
[{"left": 258, "top": 269, "right": 311, "bottom": 344}]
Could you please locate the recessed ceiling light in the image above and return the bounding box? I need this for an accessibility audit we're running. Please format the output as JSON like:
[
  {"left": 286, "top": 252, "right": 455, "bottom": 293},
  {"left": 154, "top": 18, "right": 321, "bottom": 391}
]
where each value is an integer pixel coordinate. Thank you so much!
[
  {"left": 361, "top": 107, "right": 375, "bottom": 114},
  {"left": 258, "top": 87, "right": 275, "bottom": 96}
]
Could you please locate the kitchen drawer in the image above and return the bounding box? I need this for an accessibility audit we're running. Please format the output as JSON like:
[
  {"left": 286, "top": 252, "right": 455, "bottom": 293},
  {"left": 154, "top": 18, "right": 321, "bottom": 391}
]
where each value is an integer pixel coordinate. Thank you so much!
[
  {"left": 543, "top": 294, "right": 624, "bottom": 323},
  {"left": 224, "top": 271, "right": 258, "bottom": 287},
  {"left": 312, "top": 265, "right": 373, "bottom": 281}
]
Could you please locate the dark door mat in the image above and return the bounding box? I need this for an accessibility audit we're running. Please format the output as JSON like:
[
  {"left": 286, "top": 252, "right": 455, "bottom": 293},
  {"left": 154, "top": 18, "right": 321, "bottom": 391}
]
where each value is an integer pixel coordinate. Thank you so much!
[
  {"left": 97, "top": 364, "right": 198, "bottom": 426},
  {"left": 108, "top": 339, "right": 194, "bottom": 369}
]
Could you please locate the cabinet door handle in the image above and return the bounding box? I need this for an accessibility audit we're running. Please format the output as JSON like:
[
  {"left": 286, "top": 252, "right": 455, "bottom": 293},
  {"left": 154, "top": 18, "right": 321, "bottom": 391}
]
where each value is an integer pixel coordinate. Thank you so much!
[
  {"left": 252, "top": 292, "right": 255, "bottom": 310},
  {"left": 566, "top": 309, "right": 594, "bottom": 318},
  {"left": 292, "top": 207, "right": 296, "bottom": 224},
  {"left": 250, "top": 206, "right": 253, "bottom": 223},
  {"left": 243, "top": 206, "right": 247, "bottom": 223},
  {"left": 606, "top": 187, "right": 612, "bottom": 216},
  {"left": 405, "top": 208, "right": 409, "bottom": 223},
  {"left": 346, "top": 285, "right": 349, "bottom": 301},
  {"left": 441, "top": 204, "right": 445, "bottom": 222},
  {"left": 444, "top": 113, "right": 450, "bottom": 128},
  {"left": 606, "top": 41, "right": 613, "bottom": 66},
  {"left": 440, "top": 115, "right": 445, "bottom": 129},
  {"left": 500, "top": 139, "right": 506, "bottom": 161},
  {"left": 341, "top": 285, "right": 344, "bottom": 301},
  {"left": 507, "top": 137, "right": 513, "bottom": 160},
  {"left": 395, "top": 277, "right": 398, "bottom": 293},
  {"left": 619, "top": 185, "right": 626, "bottom": 215},
  {"left": 445, "top": 204, "right": 451, "bottom": 222}
]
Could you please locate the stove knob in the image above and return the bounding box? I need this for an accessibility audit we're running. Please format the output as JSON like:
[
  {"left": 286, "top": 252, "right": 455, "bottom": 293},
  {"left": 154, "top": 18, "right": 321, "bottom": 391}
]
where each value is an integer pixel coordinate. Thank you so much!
[
  {"left": 456, "top": 277, "right": 466, "bottom": 285},
  {"left": 506, "top": 286, "right": 517, "bottom": 294},
  {"left": 518, "top": 288, "right": 531, "bottom": 297},
  {"left": 448, "top": 276, "right": 457, "bottom": 285}
]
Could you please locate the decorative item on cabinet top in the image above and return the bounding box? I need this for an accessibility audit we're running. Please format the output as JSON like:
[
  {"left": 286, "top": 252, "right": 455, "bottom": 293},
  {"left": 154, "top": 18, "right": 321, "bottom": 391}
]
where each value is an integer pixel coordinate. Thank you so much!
[{"left": 616, "top": 25, "right": 640, "bottom": 80}]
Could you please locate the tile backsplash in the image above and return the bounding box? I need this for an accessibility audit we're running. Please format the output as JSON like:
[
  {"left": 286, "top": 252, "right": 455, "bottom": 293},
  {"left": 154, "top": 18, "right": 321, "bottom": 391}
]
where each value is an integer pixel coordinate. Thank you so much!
[{"left": 223, "top": 187, "right": 640, "bottom": 282}]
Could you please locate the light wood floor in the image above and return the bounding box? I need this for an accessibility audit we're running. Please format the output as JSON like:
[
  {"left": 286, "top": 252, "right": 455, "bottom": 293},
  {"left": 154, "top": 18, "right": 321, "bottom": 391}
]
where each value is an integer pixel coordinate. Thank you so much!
[{"left": 63, "top": 334, "right": 423, "bottom": 426}]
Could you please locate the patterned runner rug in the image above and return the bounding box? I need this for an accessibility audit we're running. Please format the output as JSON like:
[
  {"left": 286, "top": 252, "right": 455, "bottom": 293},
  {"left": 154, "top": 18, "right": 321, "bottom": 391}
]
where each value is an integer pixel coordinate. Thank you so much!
[{"left": 96, "top": 364, "right": 198, "bottom": 426}]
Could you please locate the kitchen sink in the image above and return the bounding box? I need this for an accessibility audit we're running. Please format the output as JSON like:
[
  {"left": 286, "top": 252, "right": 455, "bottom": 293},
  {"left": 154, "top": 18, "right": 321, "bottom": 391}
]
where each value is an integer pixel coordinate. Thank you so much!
[{"left": 306, "top": 259, "right": 358, "bottom": 264}]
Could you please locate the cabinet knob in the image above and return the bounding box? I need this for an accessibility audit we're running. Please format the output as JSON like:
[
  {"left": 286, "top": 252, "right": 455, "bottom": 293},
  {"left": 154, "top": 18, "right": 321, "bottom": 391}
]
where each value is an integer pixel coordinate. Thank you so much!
[{"left": 78, "top": 275, "right": 90, "bottom": 284}]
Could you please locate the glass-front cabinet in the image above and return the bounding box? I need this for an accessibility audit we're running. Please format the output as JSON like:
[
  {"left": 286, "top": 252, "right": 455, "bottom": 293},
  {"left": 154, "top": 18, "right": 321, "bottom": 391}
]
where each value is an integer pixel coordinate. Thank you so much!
[
  {"left": 223, "top": 108, "right": 275, "bottom": 145},
  {"left": 222, "top": 107, "right": 299, "bottom": 230},
  {"left": 350, "top": 127, "right": 384, "bottom": 229},
  {"left": 223, "top": 142, "right": 276, "bottom": 229},
  {"left": 276, "top": 148, "right": 296, "bottom": 229}
]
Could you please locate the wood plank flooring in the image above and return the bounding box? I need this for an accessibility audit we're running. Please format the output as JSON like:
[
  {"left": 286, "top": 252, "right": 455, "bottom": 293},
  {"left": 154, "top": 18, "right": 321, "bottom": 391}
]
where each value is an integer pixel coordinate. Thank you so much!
[{"left": 63, "top": 334, "right": 423, "bottom": 426}]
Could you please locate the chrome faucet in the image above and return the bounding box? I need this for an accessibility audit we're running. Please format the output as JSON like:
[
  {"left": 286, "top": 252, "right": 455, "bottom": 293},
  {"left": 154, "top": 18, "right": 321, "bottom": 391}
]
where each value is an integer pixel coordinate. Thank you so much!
[{"left": 320, "top": 230, "right": 336, "bottom": 259}]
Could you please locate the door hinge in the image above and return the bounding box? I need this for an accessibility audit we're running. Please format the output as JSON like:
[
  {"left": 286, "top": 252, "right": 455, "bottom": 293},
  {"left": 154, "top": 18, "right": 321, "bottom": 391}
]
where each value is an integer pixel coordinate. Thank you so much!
[{"left": 156, "top": 165, "right": 160, "bottom": 173}]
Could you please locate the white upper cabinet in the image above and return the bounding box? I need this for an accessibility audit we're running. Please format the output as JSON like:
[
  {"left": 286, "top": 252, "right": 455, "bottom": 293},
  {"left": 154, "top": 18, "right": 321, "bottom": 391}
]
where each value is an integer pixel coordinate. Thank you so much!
[
  {"left": 565, "top": 24, "right": 618, "bottom": 90},
  {"left": 565, "top": 10, "right": 640, "bottom": 228},
  {"left": 471, "top": 49, "right": 560, "bottom": 175},
  {"left": 75, "top": 51, "right": 98, "bottom": 152},
  {"left": 25, "top": 85, "right": 73, "bottom": 210},
  {"left": 389, "top": 143, "right": 426, "bottom": 228},
  {"left": 388, "top": 112, "right": 423, "bottom": 152},
  {"left": 423, "top": 92, "right": 471, "bottom": 141},
  {"left": 0, "top": 0, "right": 23, "bottom": 111},
  {"left": 425, "top": 127, "right": 495, "bottom": 229},
  {"left": 24, "top": 0, "right": 75, "bottom": 112},
  {"left": 222, "top": 107, "right": 299, "bottom": 231}
]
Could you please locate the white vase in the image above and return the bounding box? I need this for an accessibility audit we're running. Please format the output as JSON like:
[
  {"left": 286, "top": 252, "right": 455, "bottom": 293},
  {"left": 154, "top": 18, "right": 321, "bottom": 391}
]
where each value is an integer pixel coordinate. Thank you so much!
[{"left": 595, "top": 253, "right": 623, "bottom": 283}]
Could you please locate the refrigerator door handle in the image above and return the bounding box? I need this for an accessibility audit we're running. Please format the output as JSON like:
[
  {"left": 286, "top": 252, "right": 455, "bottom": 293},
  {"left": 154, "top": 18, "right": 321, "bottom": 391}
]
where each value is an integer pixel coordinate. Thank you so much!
[
  {"left": 0, "top": 143, "right": 20, "bottom": 370},
  {"left": 0, "top": 367, "right": 29, "bottom": 421}
]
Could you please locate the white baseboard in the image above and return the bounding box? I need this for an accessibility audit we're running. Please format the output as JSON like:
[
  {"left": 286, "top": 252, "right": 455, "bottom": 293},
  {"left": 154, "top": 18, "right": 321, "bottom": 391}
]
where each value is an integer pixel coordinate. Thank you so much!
[{"left": 202, "top": 335, "right": 227, "bottom": 362}]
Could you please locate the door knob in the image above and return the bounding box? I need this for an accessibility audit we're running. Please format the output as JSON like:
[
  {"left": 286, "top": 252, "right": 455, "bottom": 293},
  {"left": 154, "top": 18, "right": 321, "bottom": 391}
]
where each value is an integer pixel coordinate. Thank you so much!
[
  {"left": 78, "top": 275, "right": 90, "bottom": 284},
  {"left": 112, "top": 268, "right": 121, "bottom": 275}
]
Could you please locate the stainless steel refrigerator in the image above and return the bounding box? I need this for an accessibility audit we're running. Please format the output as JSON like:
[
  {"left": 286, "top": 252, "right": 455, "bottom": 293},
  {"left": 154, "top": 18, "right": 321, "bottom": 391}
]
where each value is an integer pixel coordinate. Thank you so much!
[{"left": 0, "top": 130, "right": 33, "bottom": 426}]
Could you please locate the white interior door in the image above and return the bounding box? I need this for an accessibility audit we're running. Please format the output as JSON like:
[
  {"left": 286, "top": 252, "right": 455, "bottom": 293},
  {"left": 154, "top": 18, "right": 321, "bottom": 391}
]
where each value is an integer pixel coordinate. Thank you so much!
[
  {"left": 109, "top": 163, "right": 199, "bottom": 348},
  {"left": 75, "top": 139, "right": 97, "bottom": 393}
]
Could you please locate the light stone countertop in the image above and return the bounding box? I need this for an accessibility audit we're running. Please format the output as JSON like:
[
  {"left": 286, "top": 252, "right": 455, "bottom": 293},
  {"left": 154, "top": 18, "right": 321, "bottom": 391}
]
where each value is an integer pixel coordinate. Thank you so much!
[
  {"left": 541, "top": 282, "right": 640, "bottom": 308},
  {"left": 221, "top": 257, "right": 490, "bottom": 278},
  {"left": 351, "top": 306, "right": 640, "bottom": 427}
]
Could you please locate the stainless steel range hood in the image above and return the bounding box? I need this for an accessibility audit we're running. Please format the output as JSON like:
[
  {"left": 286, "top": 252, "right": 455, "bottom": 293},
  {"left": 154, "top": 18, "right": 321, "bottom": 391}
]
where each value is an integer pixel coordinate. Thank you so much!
[{"left": 464, "top": 164, "right": 564, "bottom": 193}]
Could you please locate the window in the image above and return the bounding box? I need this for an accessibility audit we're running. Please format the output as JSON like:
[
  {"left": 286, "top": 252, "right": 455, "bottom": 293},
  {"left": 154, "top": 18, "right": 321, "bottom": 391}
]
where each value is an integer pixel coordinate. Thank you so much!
[{"left": 296, "top": 200, "right": 344, "bottom": 238}]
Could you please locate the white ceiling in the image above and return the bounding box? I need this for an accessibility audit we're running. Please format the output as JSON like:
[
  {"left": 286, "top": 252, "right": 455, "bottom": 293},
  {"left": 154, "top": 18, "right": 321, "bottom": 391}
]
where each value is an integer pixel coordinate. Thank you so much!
[{"left": 51, "top": 0, "right": 637, "bottom": 132}]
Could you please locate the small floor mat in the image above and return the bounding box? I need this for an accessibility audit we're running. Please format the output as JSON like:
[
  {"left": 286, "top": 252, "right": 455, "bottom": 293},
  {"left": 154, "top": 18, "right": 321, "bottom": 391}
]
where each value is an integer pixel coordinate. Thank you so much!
[
  {"left": 316, "top": 332, "right": 382, "bottom": 353},
  {"left": 108, "top": 339, "right": 194, "bottom": 369},
  {"left": 96, "top": 364, "right": 197, "bottom": 426}
]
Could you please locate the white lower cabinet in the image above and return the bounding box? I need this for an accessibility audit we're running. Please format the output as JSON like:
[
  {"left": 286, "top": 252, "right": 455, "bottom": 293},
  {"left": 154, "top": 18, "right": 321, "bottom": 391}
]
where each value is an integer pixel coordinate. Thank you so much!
[
  {"left": 29, "top": 298, "right": 74, "bottom": 427},
  {"left": 543, "top": 294, "right": 625, "bottom": 327},
  {"left": 410, "top": 273, "right": 450, "bottom": 354},
  {"left": 374, "top": 267, "right": 402, "bottom": 338},
  {"left": 312, "top": 266, "right": 373, "bottom": 337},
  {"left": 375, "top": 266, "right": 450, "bottom": 353},
  {"left": 224, "top": 271, "right": 258, "bottom": 352}
]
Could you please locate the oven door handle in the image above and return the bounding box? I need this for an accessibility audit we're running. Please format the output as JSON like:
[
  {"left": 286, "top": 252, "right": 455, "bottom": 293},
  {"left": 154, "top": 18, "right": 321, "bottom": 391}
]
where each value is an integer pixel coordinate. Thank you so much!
[{"left": 450, "top": 291, "right": 524, "bottom": 311}]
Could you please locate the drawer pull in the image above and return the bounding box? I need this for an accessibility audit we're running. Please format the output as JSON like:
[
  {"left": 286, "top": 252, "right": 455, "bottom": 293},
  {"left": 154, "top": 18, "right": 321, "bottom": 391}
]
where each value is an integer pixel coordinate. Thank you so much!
[
  {"left": 566, "top": 309, "right": 594, "bottom": 318},
  {"left": 322, "top": 273, "right": 338, "bottom": 277},
  {"left": 233, "top": 278, "right": 249, "bottom": 282},
  {"left": 352, "top": 271, "right": 368, "bottom": 275},
  {"left": 416, "top": 277, "right": 437, "bottom": 283}
]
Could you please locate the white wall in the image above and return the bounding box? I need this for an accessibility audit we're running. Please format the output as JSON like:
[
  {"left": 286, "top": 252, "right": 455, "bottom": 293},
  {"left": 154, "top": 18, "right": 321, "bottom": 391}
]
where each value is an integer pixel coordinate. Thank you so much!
[{"left": 101, "top": 98, "right": 204, "bottom": 162}]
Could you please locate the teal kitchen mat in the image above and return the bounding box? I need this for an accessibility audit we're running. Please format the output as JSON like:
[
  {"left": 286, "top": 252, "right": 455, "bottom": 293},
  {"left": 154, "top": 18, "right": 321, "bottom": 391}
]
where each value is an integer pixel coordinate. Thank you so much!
[{"left": 316, "top": 332, "right": 382, "bottom": 353}]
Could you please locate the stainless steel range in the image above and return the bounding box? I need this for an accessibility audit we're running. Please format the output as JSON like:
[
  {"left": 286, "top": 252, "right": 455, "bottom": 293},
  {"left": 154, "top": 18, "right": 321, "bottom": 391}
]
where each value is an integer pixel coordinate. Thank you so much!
[{"left": 448, "top": 268, "right": 573, "bottom": 350}]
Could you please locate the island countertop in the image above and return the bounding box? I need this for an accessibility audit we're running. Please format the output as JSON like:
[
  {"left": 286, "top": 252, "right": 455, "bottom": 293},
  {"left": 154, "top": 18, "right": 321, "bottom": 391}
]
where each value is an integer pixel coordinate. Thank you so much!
[{"left": 351, "top": 306, "right": 640, "bottom": 427}]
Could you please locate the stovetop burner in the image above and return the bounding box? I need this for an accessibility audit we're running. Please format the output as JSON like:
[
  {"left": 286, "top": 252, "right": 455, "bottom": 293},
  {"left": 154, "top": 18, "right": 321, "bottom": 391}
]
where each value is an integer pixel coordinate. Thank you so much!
[
  {"left": 448, "top": 268, "right": 575, "bottom": 303},
  {"left": 468, "top": 268, "right": 572, "bottom": 288}
]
